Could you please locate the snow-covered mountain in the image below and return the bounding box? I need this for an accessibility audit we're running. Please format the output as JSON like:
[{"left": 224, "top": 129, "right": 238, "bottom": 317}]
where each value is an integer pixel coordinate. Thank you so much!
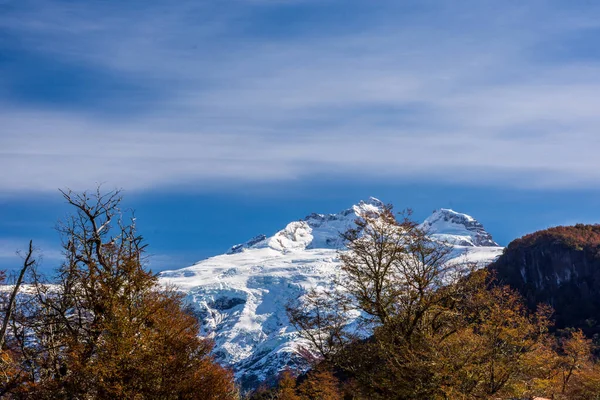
[
  {"left": 159, "top": 198, "right": 503, "bottom": 389},
  {"left": 422, "top": 208, "right": 499, "bottom": 247}
]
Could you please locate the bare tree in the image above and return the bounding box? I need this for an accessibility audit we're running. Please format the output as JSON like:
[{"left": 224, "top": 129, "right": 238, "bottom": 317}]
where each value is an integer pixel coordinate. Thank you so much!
[
  {"left": 288, "top": 206, "right": 460, "bottom": 355},
  {"left": 0, "top": 241, "right": 36, "bottom": 349},
  {"left": 286, "top": 288, "right": 353, "bottom": 362}
]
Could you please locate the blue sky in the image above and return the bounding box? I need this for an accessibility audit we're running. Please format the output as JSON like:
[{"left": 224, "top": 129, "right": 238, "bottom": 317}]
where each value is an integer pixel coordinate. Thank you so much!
[{"left": 1, "top": 0, "right": 600, "bottom": 274}]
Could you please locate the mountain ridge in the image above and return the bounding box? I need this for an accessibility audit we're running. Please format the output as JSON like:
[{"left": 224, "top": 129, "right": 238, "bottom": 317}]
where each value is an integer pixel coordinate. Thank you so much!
[{"left": 226, "top": 198, "right": 497, "bottom": 255}]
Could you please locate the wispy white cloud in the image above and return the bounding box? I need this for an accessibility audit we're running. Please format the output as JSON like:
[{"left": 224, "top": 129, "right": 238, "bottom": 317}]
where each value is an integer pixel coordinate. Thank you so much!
[{"left": 2, "top": 0, "right": 600, "bottom": 192}]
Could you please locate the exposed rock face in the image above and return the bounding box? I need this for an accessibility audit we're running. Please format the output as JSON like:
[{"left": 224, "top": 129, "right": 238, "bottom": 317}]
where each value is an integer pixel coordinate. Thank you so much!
[
  {"left": 228, "top": 235, "right": 267, "bottom": 254},
  {"left": 490, "top": 224, "right": 600, "bottom": 334}
]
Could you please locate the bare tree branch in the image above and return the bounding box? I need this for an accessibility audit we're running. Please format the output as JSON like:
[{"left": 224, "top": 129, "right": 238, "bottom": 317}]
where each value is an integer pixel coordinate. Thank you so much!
[{"left": 0, "top": 240, "right": 35, "bottom": 349}]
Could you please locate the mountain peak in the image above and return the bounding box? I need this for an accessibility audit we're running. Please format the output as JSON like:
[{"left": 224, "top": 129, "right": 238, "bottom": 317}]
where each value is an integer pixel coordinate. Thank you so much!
[
  {"left": 351, "top": 197, "right": 385, "bottom": 217},
  {"left": 421, "top": 208, "right": 499, "bottom": 247},
  {"left": 437, "top": 208, "right": 475, "bottom": 221},
  {"left": 358, "top": 196, "right": 385, "bottom": 208},
  {"left": 227, "top": 201, "right": 499, "bottom": 255},
  {"left": 227, "top": 198, "right": 386, "bottom": 254}
]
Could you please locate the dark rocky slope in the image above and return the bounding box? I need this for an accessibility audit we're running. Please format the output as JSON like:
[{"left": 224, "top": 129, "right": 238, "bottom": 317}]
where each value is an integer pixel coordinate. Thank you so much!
[{"left": 490, "top": 224, "right": 600, "bottom": 334}]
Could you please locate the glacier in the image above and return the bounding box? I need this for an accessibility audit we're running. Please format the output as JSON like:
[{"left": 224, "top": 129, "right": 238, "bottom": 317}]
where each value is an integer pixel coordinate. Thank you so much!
[{"left": 159, "top": 198, "right": 504, "bottom": 389}]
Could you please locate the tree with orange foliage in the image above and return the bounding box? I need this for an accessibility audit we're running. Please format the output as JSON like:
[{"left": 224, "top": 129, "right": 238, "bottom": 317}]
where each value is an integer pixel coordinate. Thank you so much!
[
  {"left": 1, "top": 188, "right": 237, "bottom": 399},
  {"left": 538, "top": 329, "right": 600, "bottom": 399},
  {"left": 432, "top": 275, "right": 555, "bottom": 399},
  {"left": 296, "top": 365, "right": 342, "bottom": 400},
  {"left": 276, "top": 370, "right": 301, "bottom": 400},
  {"left": 254, "top": 366, "right": 342, "bottom": 400}
]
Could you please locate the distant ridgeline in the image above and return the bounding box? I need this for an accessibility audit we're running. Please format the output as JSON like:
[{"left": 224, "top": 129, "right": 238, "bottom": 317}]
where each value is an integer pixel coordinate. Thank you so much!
[{"left": 490, "top": 224, "right": 600, "bottom": 335}]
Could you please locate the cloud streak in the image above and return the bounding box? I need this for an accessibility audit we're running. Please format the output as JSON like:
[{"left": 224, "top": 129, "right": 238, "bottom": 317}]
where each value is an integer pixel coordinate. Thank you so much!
[{"left": 2, "top": 0, "right": 600, "bottom": 192}]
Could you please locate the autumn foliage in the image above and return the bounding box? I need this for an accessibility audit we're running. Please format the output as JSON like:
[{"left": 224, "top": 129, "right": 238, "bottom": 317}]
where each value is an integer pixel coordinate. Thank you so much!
[
  {"left": 251, "top": 366, "right": 342, "bottom": 400},
  {"left": 0, "top": 189, "right": 236, "bottom": 399},
  {"left": 507, "top": 224, "right": 600, "bottom": 252}
]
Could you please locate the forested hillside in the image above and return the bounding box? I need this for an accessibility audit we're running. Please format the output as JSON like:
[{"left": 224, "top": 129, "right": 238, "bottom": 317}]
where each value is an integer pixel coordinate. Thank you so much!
[{"left": 491, "top": 224, "right": 600, "bottom": 335}]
